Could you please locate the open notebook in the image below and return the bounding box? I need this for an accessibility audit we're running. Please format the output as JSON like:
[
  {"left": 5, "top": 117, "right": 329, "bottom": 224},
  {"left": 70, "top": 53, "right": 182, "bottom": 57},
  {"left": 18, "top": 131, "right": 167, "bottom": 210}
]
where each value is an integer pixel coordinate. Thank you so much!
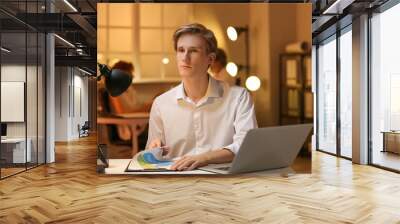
[{"left": 125, "top": 147, "right": 175, "bottom": 172}]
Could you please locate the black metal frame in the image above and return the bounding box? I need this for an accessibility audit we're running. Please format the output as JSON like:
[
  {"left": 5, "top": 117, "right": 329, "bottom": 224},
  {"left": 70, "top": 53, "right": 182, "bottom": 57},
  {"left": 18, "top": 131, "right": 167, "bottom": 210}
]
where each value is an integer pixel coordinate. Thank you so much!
[
  {"left": 0, "top": 18, "right": 2, "bottom": 179},
  {"left": 315, "top": 44, "right": 319, "bottom": 151},
  {"left": 25, "top": 3, "right": 28, "bottom": 172},
  {"left": 336, "top": 25, "right": 341, "bottom": 158},
  {"left": 44, "top": 0, "right": 47, "bottom": 166},
  {"left": 36, "top": 1, "right": 39, "bottom": 172},
  {"left": 367, "top": 9, "right": 373, "bottom": 167}
]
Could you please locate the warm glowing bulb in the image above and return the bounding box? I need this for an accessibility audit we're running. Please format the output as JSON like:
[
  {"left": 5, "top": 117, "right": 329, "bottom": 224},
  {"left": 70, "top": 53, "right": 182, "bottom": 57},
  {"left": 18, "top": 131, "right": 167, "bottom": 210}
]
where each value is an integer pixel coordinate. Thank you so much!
[
  {"left": 246, "top": 76, "right": 261, "bottom": 91},
  {"left": 162, "top": 57, "right": 170, "bottom": 64},
  {"left": 226, "top": 62, "right": 238, "bottom": 77},
  {"left": 227, "top": 26, "right": 238, "bottom": 41}
]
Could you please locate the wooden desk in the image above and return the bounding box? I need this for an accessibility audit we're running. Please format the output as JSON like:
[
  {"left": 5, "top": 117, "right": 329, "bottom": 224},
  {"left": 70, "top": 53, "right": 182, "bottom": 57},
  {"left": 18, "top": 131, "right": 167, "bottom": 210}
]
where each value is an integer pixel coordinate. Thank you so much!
[
  {"left": 97, "top": 113, "right": 150, "bottom": 155},
  {"left": 381, "top": 131, "right": 400, "bottom": 154},
  {"left": 1, "top": 138, "right": 32, "bottom": 163}
]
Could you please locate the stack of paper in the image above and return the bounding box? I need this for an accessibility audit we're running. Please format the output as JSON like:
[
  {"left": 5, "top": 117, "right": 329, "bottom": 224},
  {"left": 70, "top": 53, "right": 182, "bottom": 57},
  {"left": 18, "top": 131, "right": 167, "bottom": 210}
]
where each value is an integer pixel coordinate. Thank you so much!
[{"left": 125, "top": 147, "right": 173, "bottom": 171}]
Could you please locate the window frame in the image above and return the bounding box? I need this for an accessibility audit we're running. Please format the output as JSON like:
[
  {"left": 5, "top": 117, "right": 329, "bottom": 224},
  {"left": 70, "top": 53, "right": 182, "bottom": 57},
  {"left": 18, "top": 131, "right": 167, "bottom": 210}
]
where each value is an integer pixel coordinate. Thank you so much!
[
  {"left": 315, "top": 22, "right": 353, "bottom": 161},
  {"left": 368, "top": 0, "right": 400, "bottom": 173}
]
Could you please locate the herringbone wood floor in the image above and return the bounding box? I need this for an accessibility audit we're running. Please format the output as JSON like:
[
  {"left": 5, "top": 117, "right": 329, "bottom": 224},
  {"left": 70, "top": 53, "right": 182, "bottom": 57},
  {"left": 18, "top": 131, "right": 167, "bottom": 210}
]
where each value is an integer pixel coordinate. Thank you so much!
[{"left": 0, "top": 135, "right": 399, "bottom": 223}]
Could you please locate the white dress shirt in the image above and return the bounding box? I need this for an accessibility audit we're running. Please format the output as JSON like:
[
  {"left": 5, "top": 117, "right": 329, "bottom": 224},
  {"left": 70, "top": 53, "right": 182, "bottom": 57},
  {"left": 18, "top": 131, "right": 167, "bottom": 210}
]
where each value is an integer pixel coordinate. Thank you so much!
[{"left": 146, "top": 76, "right": 258, "bottom": 159}]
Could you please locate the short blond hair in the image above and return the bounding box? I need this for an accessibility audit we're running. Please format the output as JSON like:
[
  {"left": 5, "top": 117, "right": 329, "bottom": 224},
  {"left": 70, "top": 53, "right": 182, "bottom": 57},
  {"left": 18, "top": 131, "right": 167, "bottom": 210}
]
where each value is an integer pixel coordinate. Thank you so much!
[{"left": 173, "top": 23, "right": 218, "bottom": 54}]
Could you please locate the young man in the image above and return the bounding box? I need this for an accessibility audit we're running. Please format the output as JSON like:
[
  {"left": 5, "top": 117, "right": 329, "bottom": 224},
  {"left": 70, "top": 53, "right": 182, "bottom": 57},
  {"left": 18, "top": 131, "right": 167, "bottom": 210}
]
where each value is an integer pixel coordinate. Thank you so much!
[{"left": 146, "top": 23, "right": 257, "bottom": 171}]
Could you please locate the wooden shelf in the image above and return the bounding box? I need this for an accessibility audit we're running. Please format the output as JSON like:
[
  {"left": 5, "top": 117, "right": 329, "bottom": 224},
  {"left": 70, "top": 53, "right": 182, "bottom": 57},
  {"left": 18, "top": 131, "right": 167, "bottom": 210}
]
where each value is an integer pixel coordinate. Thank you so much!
[{"left": 279, "top": 52, "right": 313, "bottom": 125}]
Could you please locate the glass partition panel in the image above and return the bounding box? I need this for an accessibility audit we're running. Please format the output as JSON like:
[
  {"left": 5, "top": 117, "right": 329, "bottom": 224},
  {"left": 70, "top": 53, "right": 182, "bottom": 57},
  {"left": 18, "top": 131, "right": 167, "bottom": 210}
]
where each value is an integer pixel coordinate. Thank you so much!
[
  {"left": 1, "top": 30, "right": 28, "bottom": 177},
  {"left": 339, "top": 28, "right": 352, "bottom": 158},
  {"left": 27, "top": 31, "right": 38, "bottom": 169},
  {"left": 371, "top": 3, "right": 400, "bottom": 171},
  {"left": 37, "top": 32, "right": 46, "bottom": 165},
  {"left": 317, "top": 36, "right": 337, "bottom": 154},
  {"left": 0, "top": 0, "right": 47, "bottom": 179}
]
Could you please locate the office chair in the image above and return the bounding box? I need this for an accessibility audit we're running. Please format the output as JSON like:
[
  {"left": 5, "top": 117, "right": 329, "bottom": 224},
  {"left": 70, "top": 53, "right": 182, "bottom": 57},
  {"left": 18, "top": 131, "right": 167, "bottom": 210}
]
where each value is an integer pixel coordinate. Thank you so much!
[{"left": 79, "top": 121, "right": 90, "bottom": 138}]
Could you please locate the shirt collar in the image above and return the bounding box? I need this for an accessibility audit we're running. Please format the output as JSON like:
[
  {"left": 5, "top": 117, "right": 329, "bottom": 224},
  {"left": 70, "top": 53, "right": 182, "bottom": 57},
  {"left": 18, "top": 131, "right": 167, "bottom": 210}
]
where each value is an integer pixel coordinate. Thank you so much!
[{"left": 175, "top": 75, "right": 223, "bottom": 101}]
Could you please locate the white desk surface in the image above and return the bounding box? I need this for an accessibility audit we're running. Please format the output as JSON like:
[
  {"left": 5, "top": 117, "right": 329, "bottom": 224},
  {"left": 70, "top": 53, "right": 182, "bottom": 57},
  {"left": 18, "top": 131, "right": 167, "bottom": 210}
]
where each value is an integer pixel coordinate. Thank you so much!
[
  {"left": 104, "top": 159, "right": 295, "bottom": 176},
  {"left": 1, "top": 137, "right": 28, "bottom": 143}
]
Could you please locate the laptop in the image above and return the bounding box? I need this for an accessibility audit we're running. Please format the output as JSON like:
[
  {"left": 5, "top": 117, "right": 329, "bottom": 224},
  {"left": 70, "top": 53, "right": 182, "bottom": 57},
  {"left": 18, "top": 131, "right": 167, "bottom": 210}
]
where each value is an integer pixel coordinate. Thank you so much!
[{"left": 199, "top": 124, "right": 312, "bottom": 174}]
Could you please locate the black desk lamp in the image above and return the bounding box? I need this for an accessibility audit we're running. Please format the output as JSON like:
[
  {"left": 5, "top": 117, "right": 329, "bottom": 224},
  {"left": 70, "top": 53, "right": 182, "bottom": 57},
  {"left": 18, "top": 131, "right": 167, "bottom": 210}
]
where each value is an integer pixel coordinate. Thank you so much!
[
  {"left": 97, "top": 63, "right": 132, "bottom": 173},
  {"left": 96, "top": 63, "right": 133, "bottom": 171},
  {"left": 97, "top": 63, "right": 133, "bottom": 97}
]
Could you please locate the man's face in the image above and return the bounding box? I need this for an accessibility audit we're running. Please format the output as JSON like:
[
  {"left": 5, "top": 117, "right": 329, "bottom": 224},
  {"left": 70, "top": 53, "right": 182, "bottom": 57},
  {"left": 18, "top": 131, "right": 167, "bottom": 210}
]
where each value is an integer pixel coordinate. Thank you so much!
[{"left": 176, "top": 34, "right": 214, "bottom": 78}]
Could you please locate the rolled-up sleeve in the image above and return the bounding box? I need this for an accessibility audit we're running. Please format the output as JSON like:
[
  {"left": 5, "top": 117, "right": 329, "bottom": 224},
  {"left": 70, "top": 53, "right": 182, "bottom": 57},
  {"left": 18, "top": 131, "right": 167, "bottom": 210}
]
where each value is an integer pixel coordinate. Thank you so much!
[
  {"left": 223, "top": 90, "right": 258, "bottom": 154},
  {"left": 145, "top": 99, "right": 166, "bottom": 149}
]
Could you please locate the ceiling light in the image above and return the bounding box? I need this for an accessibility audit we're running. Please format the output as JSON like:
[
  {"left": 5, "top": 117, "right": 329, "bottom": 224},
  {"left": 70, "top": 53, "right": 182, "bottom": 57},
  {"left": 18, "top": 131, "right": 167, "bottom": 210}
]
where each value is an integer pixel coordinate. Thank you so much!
[
  {"left": 63, "top": 0, "right": 78, "bottom": 12},
  {"left": 1, "top": 47, "right": 11, "bottom": 53},
  {"left": 54, "top": 34, "right": 75, "bottom": 48},
  {"left": 322, "top": 0, "right": 354, "bottom": 15},
  {"left": 78, "top": 67, "right": 93, "bottom": 76}
]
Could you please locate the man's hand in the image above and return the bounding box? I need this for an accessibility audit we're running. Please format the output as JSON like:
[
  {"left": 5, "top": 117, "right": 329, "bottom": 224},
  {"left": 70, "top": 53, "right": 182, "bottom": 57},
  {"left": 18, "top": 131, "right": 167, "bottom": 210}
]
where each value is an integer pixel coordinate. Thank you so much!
[
  {"left": 171, "top": 149, "right": 235, "bottom": 171},
  {"left": 148, "top": 138, "right": 162, "bottom": 148},
  {"left": 171, "top": 154, "right": 209, "bottom": 171},
  {"left": 147, "top": 138, "right": 169, "bottom": 156}
]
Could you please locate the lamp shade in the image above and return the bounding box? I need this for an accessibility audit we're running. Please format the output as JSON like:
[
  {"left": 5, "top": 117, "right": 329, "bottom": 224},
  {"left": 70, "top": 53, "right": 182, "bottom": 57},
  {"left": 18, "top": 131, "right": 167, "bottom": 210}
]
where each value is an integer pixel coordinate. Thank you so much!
[{"left": 97, "top": 63, "right": 133, "bottom": 97}]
